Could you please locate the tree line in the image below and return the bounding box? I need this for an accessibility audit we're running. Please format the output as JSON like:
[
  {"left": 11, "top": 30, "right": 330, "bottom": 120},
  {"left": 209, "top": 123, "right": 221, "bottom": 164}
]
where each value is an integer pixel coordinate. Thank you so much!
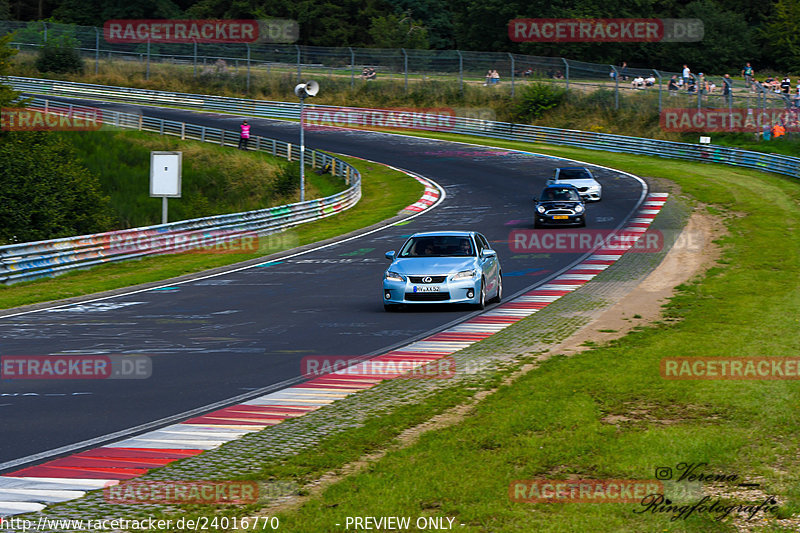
[{"left": 1, "top": 0, "right": 798, "bottom": 74}]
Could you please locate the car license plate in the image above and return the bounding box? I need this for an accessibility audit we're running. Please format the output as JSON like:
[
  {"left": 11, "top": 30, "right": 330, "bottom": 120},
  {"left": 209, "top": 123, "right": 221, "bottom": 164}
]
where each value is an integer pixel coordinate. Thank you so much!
[
  {"left": 414, "top": 286, "right": 440, "bottom": 293},
  {"left": 553, "top": 215, "right": 569, "bottom": 220}
]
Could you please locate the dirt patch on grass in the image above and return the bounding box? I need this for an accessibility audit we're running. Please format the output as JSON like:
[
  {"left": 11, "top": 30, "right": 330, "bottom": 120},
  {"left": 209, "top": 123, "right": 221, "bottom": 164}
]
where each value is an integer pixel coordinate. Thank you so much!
[{"left": 548, "top": 207, "right": 725, "bottom": 357}]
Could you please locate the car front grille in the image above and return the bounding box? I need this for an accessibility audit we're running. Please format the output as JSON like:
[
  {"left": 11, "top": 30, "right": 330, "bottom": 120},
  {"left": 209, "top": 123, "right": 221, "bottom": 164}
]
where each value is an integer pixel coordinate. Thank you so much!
[
  {"left": 405, "top": 292, "right": 451, "bottom": 301},
  {"left": 409, "top": 275, "right": 447, "bottom": 283},
  {"left": 546, "top": 209, "right": 574, "bottom": 215}
]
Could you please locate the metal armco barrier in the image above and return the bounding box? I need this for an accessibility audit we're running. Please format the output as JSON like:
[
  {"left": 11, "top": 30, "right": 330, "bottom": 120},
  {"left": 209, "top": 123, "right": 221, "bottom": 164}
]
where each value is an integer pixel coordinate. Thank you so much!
[
  {"left": 6, "top": 76, "right": 800, "bottom": 181},
  {"left": 0, "top": 96, "right": 361, "bottom": 285}
]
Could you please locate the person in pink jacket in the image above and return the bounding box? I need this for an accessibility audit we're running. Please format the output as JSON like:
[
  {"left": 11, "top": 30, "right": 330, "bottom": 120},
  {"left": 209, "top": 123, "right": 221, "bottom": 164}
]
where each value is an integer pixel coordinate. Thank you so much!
[{"left": 239, "top": 120, "right": 250, "bottom": 150}]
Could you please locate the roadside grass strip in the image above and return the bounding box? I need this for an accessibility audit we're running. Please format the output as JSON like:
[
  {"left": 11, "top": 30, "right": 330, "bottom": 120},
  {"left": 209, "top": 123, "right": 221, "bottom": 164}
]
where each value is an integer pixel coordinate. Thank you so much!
[{"left": 0, "top": 195, "right": 666, "bottom": 517}]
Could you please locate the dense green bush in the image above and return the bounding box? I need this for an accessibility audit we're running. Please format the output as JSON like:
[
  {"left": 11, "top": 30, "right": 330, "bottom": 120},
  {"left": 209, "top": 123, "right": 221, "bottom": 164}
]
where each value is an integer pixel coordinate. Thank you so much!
[
  {"left": 0, "top": 131, "right": 112, "bottom": 243},
  {"left": 273, "top": 162, "right": 301, "bottom": 199},
  {"left": 514, "top": 82, "right": 567, "bottom": 122},
  {"left": 34, "top": 39, "right": 84, "bottom": 74}
]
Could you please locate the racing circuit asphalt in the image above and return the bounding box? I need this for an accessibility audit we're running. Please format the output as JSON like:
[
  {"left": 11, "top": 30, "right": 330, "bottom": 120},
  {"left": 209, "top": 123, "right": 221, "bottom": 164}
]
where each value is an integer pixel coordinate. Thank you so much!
[{"left": 0, "top": 98, "right": 646, "bottom": 467}]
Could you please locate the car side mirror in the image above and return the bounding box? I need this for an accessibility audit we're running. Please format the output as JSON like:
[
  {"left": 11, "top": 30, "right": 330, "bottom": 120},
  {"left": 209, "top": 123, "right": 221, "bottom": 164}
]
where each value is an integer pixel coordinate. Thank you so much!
[
  {"left": 481, "top": 249, "right": 497, "bottom": 258},
  {"left": 385, "top": 251, "right": 396, "bottom": 260}
]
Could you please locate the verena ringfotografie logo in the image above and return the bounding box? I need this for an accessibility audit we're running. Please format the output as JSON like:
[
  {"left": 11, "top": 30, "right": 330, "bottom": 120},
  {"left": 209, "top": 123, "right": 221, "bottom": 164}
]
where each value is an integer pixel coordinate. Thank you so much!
[
  {"left": 661, "top": 108, "right": 800, "bottom": 132},
  {"left": 1, "top": 107, "right": 103, "bottom": 131},
  {"left": 301, "top": 356, "right": 456, "bottom": 379},
  {"left": 661, "top": 357, "right": 800, "bottom": 380},
  {"left": 104, "top": 480, "right": 258, "bottom": 504},
  {"left": 509, "top": 18, "right": 703, "bottom": 42},
  {"left": 510, "top": 479, "right": 663, "bottom": 503},
  {"left": 104, "top": 19, "right": 298, "bottom": 44},
  {"left": 1, "top": 355, "right": 151, "bottom": 379},
  {"left": 111, "top": 231, "right": 260, "bottom": 255},
  {"left": 302, "top": 107, "right": 456, "bottom": 133}
]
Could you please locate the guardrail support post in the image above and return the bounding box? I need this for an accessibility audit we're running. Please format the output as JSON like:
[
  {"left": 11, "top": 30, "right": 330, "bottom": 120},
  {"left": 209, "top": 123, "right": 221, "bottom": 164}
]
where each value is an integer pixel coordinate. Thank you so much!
[
  {"left": 349, "top": 47, "right": 355, "bottom": 89},
  {"left": 562, "top": 58, "right": 569, "bottom": 90},
  {"left": 272, "top": 139, "right": 276, "bottom": 156},
  {"left": 220, "top": 130, "right": 225, "bottom": 146},
  {"left": 509, "top": 53, "right": 515, "bottom": 97},
  {"left": 256, "top": 136, "right": 261, "bottom": 151},
  {"left": 138, "top": 115, "right": 143, "bottom": 131},
  {"left": 181, "top": 122, "right": 185, "bottom": 140},
  {"left": 94, "top": 28, "right": 99, "bottom": 75},
  {"left": 287, "top": 144, "right": 292, "bottom": 161},
  {"left": 201, "top": 126, "right": 205, "bottom": 142}
]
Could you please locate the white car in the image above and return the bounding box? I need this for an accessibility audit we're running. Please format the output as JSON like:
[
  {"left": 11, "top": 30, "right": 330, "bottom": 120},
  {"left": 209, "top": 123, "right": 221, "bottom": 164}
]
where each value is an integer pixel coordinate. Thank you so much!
[{"left": 546, "top": 167, "right": 602, "bottom": 202}]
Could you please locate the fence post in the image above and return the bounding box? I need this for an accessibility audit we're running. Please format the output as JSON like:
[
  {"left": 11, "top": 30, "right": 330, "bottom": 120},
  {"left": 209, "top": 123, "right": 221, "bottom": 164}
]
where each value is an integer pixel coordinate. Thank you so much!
[
  {"left": 193, "top": 40, "right": 197, "bottom": 78},
  {"left": 296, "top": 44, "right": 301, "bottom": 82},
  {"left": 457, "top": 50, "right": 463, "bottom": 93},
  {"left": 246, "top": 44, "right": 251, "bottom": 92},
  {"left": 563, "top": 58, "right": 569, "bottom": 90},
  {"left": 146, "top": 39, "right": 150, "bottom": 80},
  {"left": 694, "top": 74, "right": 701, "bottom": 110},
  {"left": 43, "top": 22, "right": 47, "bottom": 44},
  {"left": 94, "top": 28, "right": 99, "bottom": 75},
  {"left": 349, "top": 47, "right": 355, "bottom": 88},
  {"left": 654, "top": 69, "right": 662, "bottom": 113},
  {"left": 611, "top": 65, "right": 619, "bottom": 109},
  {"left": 509, "top": 53, "right": 515, "bottom": 97},
  {"left": 401, "top": 48, "right": 408, "bottom": 92}
]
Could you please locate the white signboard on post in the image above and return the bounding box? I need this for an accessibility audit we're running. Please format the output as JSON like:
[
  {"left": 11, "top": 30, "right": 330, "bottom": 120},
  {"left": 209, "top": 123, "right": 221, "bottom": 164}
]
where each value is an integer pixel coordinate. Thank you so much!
[
  {"left": 150, "top": 151, "right": 182, "bottom": 197},
  {"left": 150, "top": 151, "right": 182, "bottom": 224}
]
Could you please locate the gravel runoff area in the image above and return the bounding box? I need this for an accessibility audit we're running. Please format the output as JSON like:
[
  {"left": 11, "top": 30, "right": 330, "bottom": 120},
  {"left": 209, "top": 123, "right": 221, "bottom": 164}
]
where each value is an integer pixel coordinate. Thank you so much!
[{"left": 3, "top": 181, "right": 695, "bottom": 531}]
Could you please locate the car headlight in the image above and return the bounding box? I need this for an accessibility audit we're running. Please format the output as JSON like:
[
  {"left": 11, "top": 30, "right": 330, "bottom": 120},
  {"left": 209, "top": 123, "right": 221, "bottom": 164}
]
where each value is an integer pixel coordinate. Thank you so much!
[
  {"left": 574, "top": 205, "right": 584, "bottom": 213},
  {"left": 451, "top": 269, "right": 477, "bottom": 280},
  {"left": 536, "top": 205, "right": 546, "bottom": 214},
  {"left": 384, "top": 271, "right": 405, "bottom": 282}
]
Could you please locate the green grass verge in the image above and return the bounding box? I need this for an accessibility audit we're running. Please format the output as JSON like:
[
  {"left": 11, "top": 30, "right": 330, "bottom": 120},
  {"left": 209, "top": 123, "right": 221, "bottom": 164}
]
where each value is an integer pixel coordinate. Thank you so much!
[
  {"left": 54, "top": 129, "right": 337, "bottom": 228},
  {"left": 256, "top": 141, "right": 800, "bottom": 531},
  {"left": 0, "top": 155, "right": 422, "bottom": 310}
]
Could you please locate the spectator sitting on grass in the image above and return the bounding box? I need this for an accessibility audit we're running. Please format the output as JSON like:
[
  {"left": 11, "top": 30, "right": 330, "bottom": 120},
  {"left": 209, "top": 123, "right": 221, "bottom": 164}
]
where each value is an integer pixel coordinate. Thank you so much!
[
  {"left": 632, "top": 76, "right": 645, "bottom": 89},
  {"left": 781, "top": 76, "right": 791, "bottom": 94},
  {"left": 491, "top": 69, "right": 500, "bottom": 84},
  {"left": 645, "top": 75, "right": 656, "bottom": 87},
  {"left": 668, "top": 75, "right": 679, "bottom": 93}
]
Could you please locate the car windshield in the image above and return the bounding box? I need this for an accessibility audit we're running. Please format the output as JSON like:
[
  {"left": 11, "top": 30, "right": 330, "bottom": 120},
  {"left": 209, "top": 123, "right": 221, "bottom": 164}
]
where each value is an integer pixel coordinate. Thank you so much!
[
  {"left": 541, "top": 188, "right": 581, "bottom": 202},
  {"left": 557, "top": 168, "right": 591, "bottom": 180},
  {"left": 399, "top": 236, "right": 474, "bottom": 257}
]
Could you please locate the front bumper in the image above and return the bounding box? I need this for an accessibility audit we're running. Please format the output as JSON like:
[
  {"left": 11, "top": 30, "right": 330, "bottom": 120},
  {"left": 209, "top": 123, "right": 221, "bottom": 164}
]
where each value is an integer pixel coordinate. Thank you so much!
[
  {"left": 535, "top": 213, "right": 585, "bottom": 226},
  {"left": 382, "top": 277, "right": 482, "bottom": 305}
]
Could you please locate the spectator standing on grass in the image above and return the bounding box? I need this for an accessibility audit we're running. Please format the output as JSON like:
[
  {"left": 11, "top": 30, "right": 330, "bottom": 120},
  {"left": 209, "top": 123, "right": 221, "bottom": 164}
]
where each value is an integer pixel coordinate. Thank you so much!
[
  {"left": 239, "top": 120, "right": 250, "bottom": 150},
  {"left": 781, "top": 76, "right": 791, "bottom": 94},
  {"left": 621, "top": 61, "right": 629, "bottom": 81},
  {"left": 742, "top": 62, "right": 754, "bottom": 91},
  {"left": 682, "top": 64, "right": 691, "bottom": 89}
]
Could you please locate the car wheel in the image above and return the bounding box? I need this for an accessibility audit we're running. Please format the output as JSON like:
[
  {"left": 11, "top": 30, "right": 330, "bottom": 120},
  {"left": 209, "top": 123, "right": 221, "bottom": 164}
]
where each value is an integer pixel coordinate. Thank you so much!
[
  {"left": 579, "top": 217, "right": 586, "bottom": 228},
  {"left": 476, "top": 278, "right": 486, "bottom": 310},
  {"left": 490, "top": 273, "right": 502, "bottom": 303}
]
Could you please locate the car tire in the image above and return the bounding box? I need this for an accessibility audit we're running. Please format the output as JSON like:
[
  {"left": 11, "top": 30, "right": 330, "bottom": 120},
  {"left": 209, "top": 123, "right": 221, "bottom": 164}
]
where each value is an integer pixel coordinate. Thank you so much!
[
  {"left": 579, "top": 217, "right": 586, "bottom": 228},
  {"left": 476, "top": 278, "right": 487, "bottom": 310},
  {"left": 490, "top": 273, "right": 502, "bottom": 303}
]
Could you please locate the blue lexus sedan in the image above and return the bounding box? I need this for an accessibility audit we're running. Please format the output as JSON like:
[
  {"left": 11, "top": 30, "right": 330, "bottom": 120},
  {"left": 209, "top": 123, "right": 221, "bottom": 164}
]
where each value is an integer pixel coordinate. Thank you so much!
[{"left": 382, "top": 231, "right": 502, "bottom": 311}]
